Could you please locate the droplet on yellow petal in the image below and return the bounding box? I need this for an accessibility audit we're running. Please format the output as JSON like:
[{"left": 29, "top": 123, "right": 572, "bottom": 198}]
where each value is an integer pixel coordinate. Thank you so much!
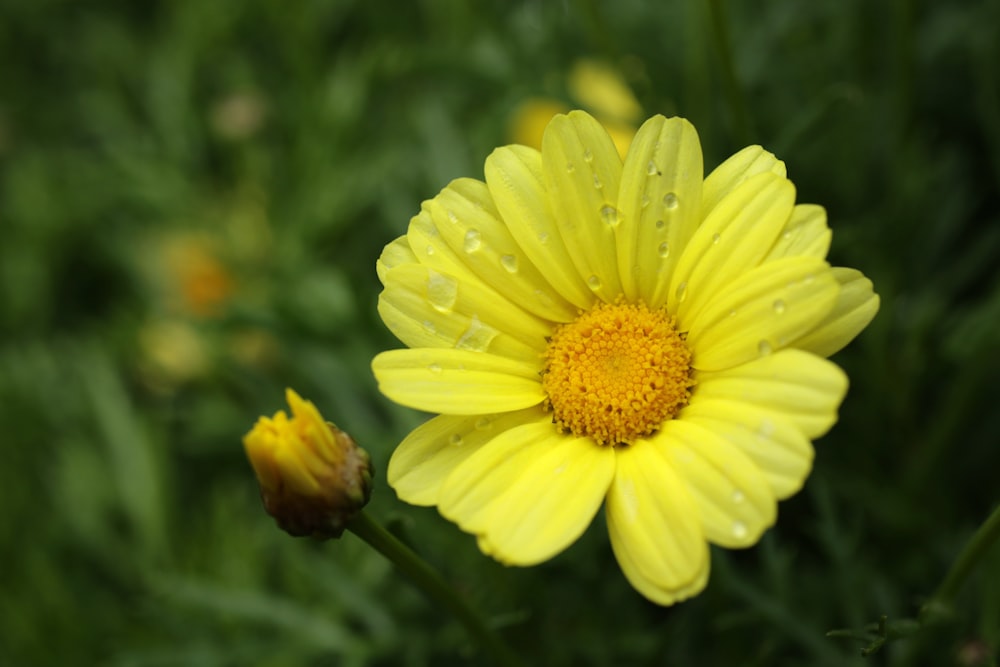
[{"left": 542, "top": 300, "right": 693, "bottom": 445}]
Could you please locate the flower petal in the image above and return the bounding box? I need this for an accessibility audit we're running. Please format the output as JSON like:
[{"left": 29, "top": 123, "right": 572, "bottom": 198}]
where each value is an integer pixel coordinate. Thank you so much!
[
  {"left": 371, "top": 349, "right": 545, "bottom": 414},
  {"left": 653, "top": 420, "right": 776, "bottom": 547},
  {"left": 764, "top": 204, "right": 831, "bottom": 261},
  {"left": 387, "top": 408, "right": 546, "bottom": 506},
  {"left": 378, "top": 263, "right": 549, "bottom": 363},
  {"left": 439, "top": 420, "right": 615, "bottom": 565},
  {"left": 616, "top": 115, "right": 704, "bottom": 307},
  {"left": 669, "top": 172, "right": 797, "bottom": 324},
  {"left": 606, "top": 442, "right": 709, "bottom": 605},
  {"left": 542, "top": 110, "right": 625, "bottom": 302},
  {"left": 681, "top": 399, "right": 814, "bottom": 499},
  {"left": 376, "top": 236, "right": 417, "bottom": 284},
  {"left": 701, "top": 145, "right": 786, "bottom": 219},
  {"left": 686, "top": 256, "right": 839, "bottom": 371},
  {"left": 485, "top": 144, "right": 594, "bottom": 311},
  {"left": 692, "top": 349, "right": 848, "bottom": 439},
  {"left": 794, "top": 267, "right": 880, "bottom": 357},
  {"left": 419, "top": 177, "right": 579, "bottom": 322}
]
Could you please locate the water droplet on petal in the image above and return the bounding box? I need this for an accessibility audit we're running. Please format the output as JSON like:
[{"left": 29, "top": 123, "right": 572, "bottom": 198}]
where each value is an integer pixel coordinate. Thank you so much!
[
  {"left": 566, "top": 162, "right": 575, "bottom": 173},
  {"left": 463, "top": 229, "right": 482, "bottom": 253},
  {"left": 640, "top": 194, "right": 651, "bottom": 209},
  {"left": 712, "top": 232, "right": 721, "bottom": 245},
  {"left": 758, "top": 339, "right": 773, "bottom": 356},
  {"left": 587, "top": 275, "right": 602, "bottom": 291},
  {"left": 500, "top": 254, "right": 518, "bottom": 273},
  {"left": 593, "top": 174, "right": 603, "bottom": 189},
  {"left": 428, "top": 363, "right": 443, "bottom": 374},
  {"left": 663, "top": 192, "right": 679, "bottom": 209},
  {"left": 455, "top": 315, "right": 499, "bottom": 352},
  {"left": 675, "top": 281, "right": 688, "bottom": 303},
  {"left": 646, "top": 159, "right": 659, "bottom": 176},
  {"left": 422, "top": 320, "right": 436, "bottom": 334},
  {"left": 583, "top": 148, "right": 593, "bottom": 163},
  {"left": 425, "top": 245, "right": 435, "bottom": 256},
  {"left": 475, "top": 416, "right": 494, "bottom": 430},
  {"left": 538, "top": 232, "right": 550, "bottom": 245},
  {"left": 427, "top": 271, "right": 458, "bottom": 313},
  {"left": 732, "top": 521, "right": 748, "bottom": 539},
  {"left": 449, "top": 434, "right": 464, "bottom": 446},
  {"left": 600, "top": 205, "right": 620, "bottom": 227},
  {"left": 773, "top": 299, "right": 786, "bottom": 314},
  {"left": 657, "top": 242, "right": 670, "bottom": 258},
  {"left": 655, "top": 219, "right": 665, "bottom": 230},
  {"left": 728, "top": 309, "right": 737, "bottom": 318},
  {"left": 447, "top": 210, "right": 459, "bottom": 224},
  {"left": 731, "top": 489, "right": 745, "bottom": 504}
]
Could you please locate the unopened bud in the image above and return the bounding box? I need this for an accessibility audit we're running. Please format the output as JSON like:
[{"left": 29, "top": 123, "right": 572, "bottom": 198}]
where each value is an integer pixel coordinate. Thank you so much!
[{"left": 243, "top": 389, "right": 373, "bottom": 538}]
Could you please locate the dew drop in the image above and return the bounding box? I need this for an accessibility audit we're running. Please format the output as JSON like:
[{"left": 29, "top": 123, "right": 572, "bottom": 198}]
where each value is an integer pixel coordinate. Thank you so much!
[
  {"left": 640, "top": 194, "right": 651, "bottom": 209},
  {"left": 455, "top": 315, "right": 499, "bottom": 352},
  {"left": 475, "top": 416, "right": 494, "bottom": 430},
  {"left": 500, "top": 254, "right": 518, "bottom": 273},
  {"left": 449, "top": 433, "right": 464, "bottom": 447},
  {"left": 447, "top": 210, "right": 459, "bottom": 224},
  {"left": 566, "top": 162, "right": 575, "bottom": 173},
  {"left": 675, "top": 281, "right": 688, "bottom": 303},
  {"left": 425, "top": 244, "right": 436, "bottom": 256},
  {"left": 646, "top": 159, "right": 659, "bottom": 176},
  {"left": 422, "top": 320, "right": 436, "bottom": 334},
  {"left": 712, "top": 232, "right": 721, "bottom": 245},
  {"left": 593, "top": 174, "right": 603, "bottom": 189},
  {"left": 583, "top": 148, "right": 593, "bottom": 163},
  {"left": 732, "top": 521, "right": 748, "bottom": 539},
  {"left": 655, "top": 219, "right": 665, "bottom": 230},
  {"left": 773, "top": 299, "right": 786, "bottom": 315},
  {"left": 731, "top": 489, "right": 745, "bottom": 504},
  {"left": 757, "top": 339, "right": 773, "bottom": 356},
  {"left": 535, "top": 289, "right": 555, "bottom": 309},
  {"left": 663, "top": 192, "right": 679, "bottom": 209},
  {"left": 463, "top": 229, "right": 482, "bottom": 253},
  {"left": 657, "top": 241, "right": 670, "bottom": 258},
  {"left": 587, "top": 275, "right": 602, "bottom": 291},
  {"left": 600, "top": 205, "right": 620, "bottom": 227},
  {"left": 428, "top": 363, "right": 443, "bottom": 374},
  {"left": 538, "top": 232, "right": 550, "bottom": 245},
  {"left": 427, "top": 271, "right": 458, "bottom": 313}
]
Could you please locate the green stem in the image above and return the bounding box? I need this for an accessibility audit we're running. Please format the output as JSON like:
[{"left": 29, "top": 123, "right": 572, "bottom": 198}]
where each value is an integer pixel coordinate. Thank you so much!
[
  {"left": 921, "top": 503, "right": 1000, "bottom": 622},
  {"left": 706, "top": 0, "right": 753, "bottom": 145},
  {"left": 347, "top": 512, "right": 523, "bottom": 667}
]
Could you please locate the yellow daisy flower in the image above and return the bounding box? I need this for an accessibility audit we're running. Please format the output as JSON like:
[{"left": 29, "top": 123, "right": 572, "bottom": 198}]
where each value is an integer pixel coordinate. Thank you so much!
[{"left": 372, "top": 111, "right": 879, "bottom": 605}]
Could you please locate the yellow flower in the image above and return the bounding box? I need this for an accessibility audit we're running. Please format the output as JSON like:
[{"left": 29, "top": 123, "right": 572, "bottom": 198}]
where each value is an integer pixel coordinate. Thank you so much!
[
  {"left": 372, "top": 111, "right": 879, "bottom": 605},
  {"left": 243, "top": 389, "right": 373, "bottom": 538}
]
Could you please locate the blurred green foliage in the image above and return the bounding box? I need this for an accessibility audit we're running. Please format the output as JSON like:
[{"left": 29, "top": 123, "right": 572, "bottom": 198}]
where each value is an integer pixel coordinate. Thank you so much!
[{"left": 1, "top": 0, "right": 999, "bottom": 665}]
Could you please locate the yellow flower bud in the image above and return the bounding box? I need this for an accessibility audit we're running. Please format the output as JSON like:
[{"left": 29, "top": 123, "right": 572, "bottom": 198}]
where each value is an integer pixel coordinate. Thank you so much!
[{"left": 243, "top": 389, "right": 373, "bottom": 538}]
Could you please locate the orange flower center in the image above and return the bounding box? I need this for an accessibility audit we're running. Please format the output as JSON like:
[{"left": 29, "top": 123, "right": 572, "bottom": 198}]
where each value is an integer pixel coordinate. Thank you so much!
[{"left": 541, "top": 300, "right": 694, "bottom": 446}]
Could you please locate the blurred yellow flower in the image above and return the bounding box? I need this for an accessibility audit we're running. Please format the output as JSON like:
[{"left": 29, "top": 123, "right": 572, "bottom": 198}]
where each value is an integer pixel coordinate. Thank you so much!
[
  {"left": 511, "top": 59, "right": 642, "bottom": 159},
  {"left": 372, "top": 111, "right": 879, "bottom": 604},
  {"left": 243, "top": 389, "right": 373, "bottom": 538}
]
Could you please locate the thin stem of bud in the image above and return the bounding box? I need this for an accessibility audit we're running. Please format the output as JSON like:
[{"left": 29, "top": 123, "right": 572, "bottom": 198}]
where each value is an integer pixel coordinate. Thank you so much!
[{"left": 347, "top": 512, "right": 523, "bottom": 667}]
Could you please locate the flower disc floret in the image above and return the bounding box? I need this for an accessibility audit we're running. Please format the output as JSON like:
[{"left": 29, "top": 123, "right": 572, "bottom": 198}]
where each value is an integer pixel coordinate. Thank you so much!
[{"left": 542, "top": 300, "right": 693, "bottom": 445}]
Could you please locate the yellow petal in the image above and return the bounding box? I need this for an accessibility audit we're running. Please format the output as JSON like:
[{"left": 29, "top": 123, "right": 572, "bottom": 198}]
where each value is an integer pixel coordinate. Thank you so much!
[
  {"left": 376, "top": 236, "right": 417, "bottom": 285},
  {"left": 387, "top": 408, "right": 545, "bottom": 506},
  {"left": 378, "top": 263, "right": 550, "bottom": 363},
  {"left": 681, "top": 399, "right": 814, "bottom": 499},
  {"left": 371, "top": 349, "right": 544, "bottom": 414},
  {"left": 701, "top": 145, "right": 787, "bottom": 219},
  {"left": 669, "top": 172, "right": 797, "bottom": 323},
  {"left": 420, "top": 177, "right": 578, "bottom": 322},
  {"left": 794, "top": 267, "right": 880, "bottom": 357},
  {"left": 654, "top": 420, "right": 776, "bottom": 548},
  {"left": 692, "top": 349, "right": 848, "bottom": 439},
  {"left": 606, "top": 442, "right": 709, "bottom": 606},
  {"left": 764, "top": 204, "right": 831, "bottom": 261},
  {"left": 485, "top": 144, "right": 594, "bottom": 311},
  {"left": 439, "top": 420, "right": 615, "bottom": 565},
  {"left": 616, "top": 115, "right": 704, "bottom": 307},
  {"left": 686, "top": 257, "right": 839, "bottom": 371},
  {"left": 542, "top": 110, "right": 625, "bottom": 302}
]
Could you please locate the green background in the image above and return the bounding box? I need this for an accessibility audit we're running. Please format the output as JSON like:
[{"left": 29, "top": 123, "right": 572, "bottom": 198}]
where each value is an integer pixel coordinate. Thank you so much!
[{"left": 2, "top": 0, "right": 999, "bottom": 665}]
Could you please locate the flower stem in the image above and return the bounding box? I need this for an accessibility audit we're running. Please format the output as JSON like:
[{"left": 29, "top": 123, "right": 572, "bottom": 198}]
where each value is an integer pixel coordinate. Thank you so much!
[
  {"left": 347, "top": 512, "right": 522, "bottom": 667},
  {"left": 706, "top": 0, "right": 753, "bottom": 144},
  {"left": 922, "top": 502, "right": 1000, "bottom": 621}
]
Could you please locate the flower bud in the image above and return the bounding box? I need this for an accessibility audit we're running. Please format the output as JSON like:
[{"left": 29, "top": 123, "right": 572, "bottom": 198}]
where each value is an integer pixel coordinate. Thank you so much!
[{"left": 243, "top": 389, "right": 373, "bottom": 538}]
